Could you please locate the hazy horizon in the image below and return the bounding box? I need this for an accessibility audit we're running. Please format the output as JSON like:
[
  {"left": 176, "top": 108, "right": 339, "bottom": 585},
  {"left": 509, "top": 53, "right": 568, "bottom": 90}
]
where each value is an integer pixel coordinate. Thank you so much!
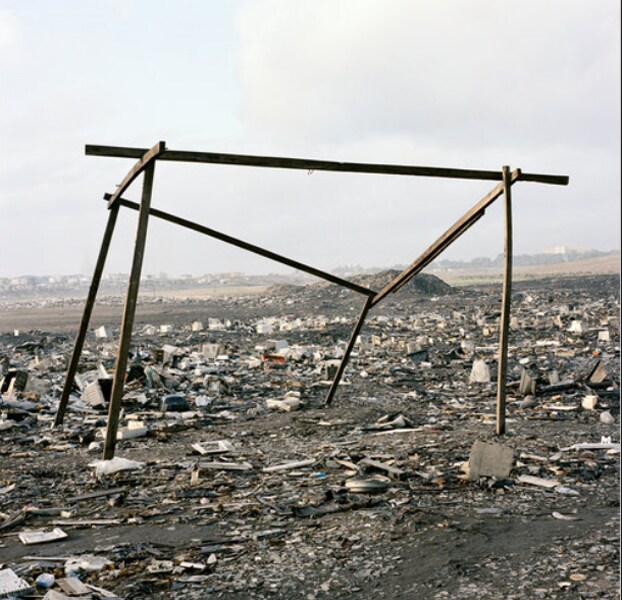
[{"left": 3, "top": 247, "right": 619, "bottom": 280}]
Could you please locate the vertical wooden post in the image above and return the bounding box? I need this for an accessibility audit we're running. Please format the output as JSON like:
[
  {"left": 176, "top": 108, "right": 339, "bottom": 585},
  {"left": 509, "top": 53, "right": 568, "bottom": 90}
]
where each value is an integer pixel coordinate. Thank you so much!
[
  {"left": 496, "top": 166, "right": 513, "bottom": 435},
  {"left": 54, "top": 204, "right": 120, "bottom": 427},
  {"left": 103, "top": 163, "right": 156, "bottom": 459},
  {"left": 324, "top": 294, "right": 373, "bottom": 406}
]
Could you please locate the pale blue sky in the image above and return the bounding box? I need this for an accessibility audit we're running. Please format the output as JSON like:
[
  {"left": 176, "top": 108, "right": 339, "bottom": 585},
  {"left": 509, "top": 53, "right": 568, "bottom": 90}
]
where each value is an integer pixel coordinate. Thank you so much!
[{"left": 0, "top": 0, "right": 620, "bottom": 277}]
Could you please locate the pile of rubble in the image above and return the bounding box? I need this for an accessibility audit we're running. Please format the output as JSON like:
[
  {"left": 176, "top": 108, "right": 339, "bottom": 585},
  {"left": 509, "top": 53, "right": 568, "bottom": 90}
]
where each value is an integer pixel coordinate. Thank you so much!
[{"left": 0, "top": 273, "right": 619, "bottom": 599}]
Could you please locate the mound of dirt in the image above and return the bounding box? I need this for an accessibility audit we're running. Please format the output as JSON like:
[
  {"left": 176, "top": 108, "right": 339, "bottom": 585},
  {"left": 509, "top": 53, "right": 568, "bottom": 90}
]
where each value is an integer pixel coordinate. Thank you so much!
[
  {"left": 266, "top": 270, "right": 452, "bottom": 299},
  {"left": 349, "top": 269, "right": 453, "bottom": 296}
]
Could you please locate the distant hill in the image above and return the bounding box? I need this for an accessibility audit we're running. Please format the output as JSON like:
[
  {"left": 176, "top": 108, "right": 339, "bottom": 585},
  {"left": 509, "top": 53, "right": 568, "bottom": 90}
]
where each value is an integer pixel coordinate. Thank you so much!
[
  {"left": 330, "top": 250, "right": 620, "bottom": 285},
  {"left": 429, "top": 252, "right": 620, "bottom": 284}
]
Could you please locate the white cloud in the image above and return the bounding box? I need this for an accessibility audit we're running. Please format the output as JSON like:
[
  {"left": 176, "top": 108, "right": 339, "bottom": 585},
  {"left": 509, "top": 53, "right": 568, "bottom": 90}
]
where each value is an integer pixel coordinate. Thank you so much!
[
  {"left": 237, "top": 0, "right": 619, "bottom": 150},
  {"left": 230, "top": 0, "right": 620, "bottom": 266},
  {"left": 0, "top": 7, "right": 21, "bottom": 51}
]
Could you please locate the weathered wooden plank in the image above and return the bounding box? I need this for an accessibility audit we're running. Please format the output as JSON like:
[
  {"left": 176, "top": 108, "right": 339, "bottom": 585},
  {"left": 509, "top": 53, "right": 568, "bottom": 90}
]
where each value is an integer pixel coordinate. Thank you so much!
[
  {"left": 87, "top": 144, "right": 567, "bottom": 184},
  {"left": 103, "top": 163, "right": 156, "bottom": 459},
  {"left": 105, "top": 141, "right": 165, "bottom": 208},
  {"left": 324, "top": 295, "right": 373, "bottom": 406},
  {"left": 371, "top": 170, "right": 521, "bottom": 306},
  {"left": 54, "top": 204, "right": 120, "bottom": 427},
  {"left": 496, "top": 166, "right": 514, "bottom": 436},
  {"left": 518, "top": 172, "right": 569, "bottom": 185},
  {"left": 113, "top": 197, "right": 374, "bottom": 297}
]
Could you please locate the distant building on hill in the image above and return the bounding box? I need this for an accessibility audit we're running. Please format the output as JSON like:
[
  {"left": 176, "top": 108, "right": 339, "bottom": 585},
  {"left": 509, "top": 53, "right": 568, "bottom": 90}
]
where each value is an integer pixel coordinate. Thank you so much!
[{"left": 542, "top": 246, "right": 587, "bottom": 255}]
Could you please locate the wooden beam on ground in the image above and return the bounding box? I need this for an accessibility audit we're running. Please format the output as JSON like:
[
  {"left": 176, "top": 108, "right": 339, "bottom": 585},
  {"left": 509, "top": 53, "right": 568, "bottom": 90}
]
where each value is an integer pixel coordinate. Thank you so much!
[
  {"left": 103, "top": 163, "right": 156, "bottom": 459},
  {"left": 371, "top": 170, "right": 521, "bottom": 307},
  {"left": 54, "top": 204, "right": 120, "bottom": 427},
  {"left": 86, "top": 144, "right": 569, "bottom": 185},
  {"left": 496, "top": 166, "right": 514, "bottom": 436}
]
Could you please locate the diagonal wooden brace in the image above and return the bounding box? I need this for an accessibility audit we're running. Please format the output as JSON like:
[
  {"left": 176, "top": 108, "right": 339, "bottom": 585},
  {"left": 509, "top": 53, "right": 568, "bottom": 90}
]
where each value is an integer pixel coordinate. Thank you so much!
[{"left": 371, "top": 170, "right": 522, "bottom": 307}]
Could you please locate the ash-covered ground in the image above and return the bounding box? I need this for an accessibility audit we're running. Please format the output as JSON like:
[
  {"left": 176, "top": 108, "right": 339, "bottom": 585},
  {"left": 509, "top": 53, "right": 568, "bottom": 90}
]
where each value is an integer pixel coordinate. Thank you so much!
[{"left": 0, "top": 272, "right": 619, "bottom": 599}]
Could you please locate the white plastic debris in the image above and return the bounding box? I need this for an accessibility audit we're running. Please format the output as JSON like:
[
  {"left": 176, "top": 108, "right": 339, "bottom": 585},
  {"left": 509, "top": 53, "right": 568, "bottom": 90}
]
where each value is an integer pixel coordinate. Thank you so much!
[
  {"left": 560, "top": 441, "right": 621, "bottom": 451},
  {"left": 469, "top": 358, "right": 490, "bottom": 383},
  {"left": 552, "top": 511, "right": 580, "bottom": 521},
  {"left": 89, "top": 457, "right": 145, "bottom": 477},
  {"left": 0, "top": 567, "right": 34, "bottom": 597},
  {"left": 65, "top": 554, "right": 113, "bottom": 575},
  {"left": 18, "top": 527, "right": 68, "bottom": 545},
  {"left": 266, "top": 397, "right": 303, "bottom": 412},
  {"left": 35, "top": 573, "right": 55, "bottom": 588}
]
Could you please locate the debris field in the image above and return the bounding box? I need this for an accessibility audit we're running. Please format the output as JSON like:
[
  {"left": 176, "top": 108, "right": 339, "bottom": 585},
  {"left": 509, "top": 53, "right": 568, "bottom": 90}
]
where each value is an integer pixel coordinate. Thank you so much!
[{"left": 0, "top": 271, "right": 619, "bottom": 599}]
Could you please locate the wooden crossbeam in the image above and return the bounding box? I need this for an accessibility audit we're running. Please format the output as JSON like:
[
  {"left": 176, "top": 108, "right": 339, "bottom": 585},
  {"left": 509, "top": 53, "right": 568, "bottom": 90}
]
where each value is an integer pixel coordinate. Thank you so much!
[
  {"left": 371, "top": 170, "right": 521, "bottom": 307},
  {"left": 87, "top": 144, "right": 569, "bottom": 186},
  {"left": 113, "top": 197, "right": 375, "bottom": 297},
  {"left": 106, "top": 141, "right": 166, "bottom": 208}
]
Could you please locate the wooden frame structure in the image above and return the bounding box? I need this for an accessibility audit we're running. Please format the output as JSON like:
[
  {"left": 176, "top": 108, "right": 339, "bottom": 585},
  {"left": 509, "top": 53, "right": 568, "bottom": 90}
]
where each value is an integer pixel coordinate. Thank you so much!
[{"left": 53, "top": 141, "right": 568, "bottom": 458}]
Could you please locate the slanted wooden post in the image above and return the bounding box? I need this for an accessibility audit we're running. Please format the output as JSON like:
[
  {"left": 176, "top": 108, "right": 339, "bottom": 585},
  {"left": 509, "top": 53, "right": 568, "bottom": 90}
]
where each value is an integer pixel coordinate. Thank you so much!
[
  {"left": 325, "top": 294, "right": 373, "bottom": 406},
  {"left": 54, "top": 204, "right": 120, "bottom": 427},
  {"left": 496, "top": 166, "right": 513, "bottom": 435},
  {"left": 103, "top": 163, "right": 156, "bottom": 459}
]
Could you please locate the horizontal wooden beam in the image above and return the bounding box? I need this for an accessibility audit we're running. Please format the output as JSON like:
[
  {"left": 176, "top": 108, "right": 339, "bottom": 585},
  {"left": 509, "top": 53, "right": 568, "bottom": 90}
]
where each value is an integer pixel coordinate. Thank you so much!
[
  {"left": 86, "top": 144, "right": 568, "bottom": 185},
  {"left": 518, "top": 172, "right": 569, "bottom": 186}
]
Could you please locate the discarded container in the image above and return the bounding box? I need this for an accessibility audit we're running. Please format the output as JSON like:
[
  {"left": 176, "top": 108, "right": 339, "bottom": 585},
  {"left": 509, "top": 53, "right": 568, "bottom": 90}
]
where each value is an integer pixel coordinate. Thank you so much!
[
  {"left": 192, "top": 440, "right": 234, "bottom": 455},
  {"left": 0, "top": 369, "right": 28, "bottom": 396},
  {"left": 322, "top": 361, "right": 340, "bottom": 380},
  {"left": 469, "top": 359, "right": 491, "bottom": 384},
  {"left": 519, "top": 369, "right": 537, "bottom": 396},
  {"left": 160, "top": 394, "right": 189, "bottom": 412},
  {"left": 202, "top": 343, "right": 224, "bottom": 360},
  {"left": 35, "top": 573, "right": 55, "bottom": 588},
  {"left": 83, "top": 378, "right": 112, "bottom": 407},
  {"left": 598, "top": 329, "right": 610, "bottom": 342}
]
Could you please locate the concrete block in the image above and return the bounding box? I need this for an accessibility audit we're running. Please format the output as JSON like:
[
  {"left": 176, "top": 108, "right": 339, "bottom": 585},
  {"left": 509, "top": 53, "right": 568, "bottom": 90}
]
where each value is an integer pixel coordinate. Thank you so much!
[{"left": 467, "top": 440, "right": 514, "bottom": 480}]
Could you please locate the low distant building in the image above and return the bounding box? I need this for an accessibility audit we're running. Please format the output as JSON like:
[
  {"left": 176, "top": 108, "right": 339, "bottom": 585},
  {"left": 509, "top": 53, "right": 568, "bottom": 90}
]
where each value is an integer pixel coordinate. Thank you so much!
[{"left": 542, "top": 246, "right": 586, "bottom": 255}]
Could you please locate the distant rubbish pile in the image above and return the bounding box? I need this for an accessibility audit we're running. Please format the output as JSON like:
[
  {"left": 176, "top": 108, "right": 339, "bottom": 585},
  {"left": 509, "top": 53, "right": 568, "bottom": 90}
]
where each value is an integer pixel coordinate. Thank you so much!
[{"left": 266, "top": 271, "right": 453, "bottom": 304}]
